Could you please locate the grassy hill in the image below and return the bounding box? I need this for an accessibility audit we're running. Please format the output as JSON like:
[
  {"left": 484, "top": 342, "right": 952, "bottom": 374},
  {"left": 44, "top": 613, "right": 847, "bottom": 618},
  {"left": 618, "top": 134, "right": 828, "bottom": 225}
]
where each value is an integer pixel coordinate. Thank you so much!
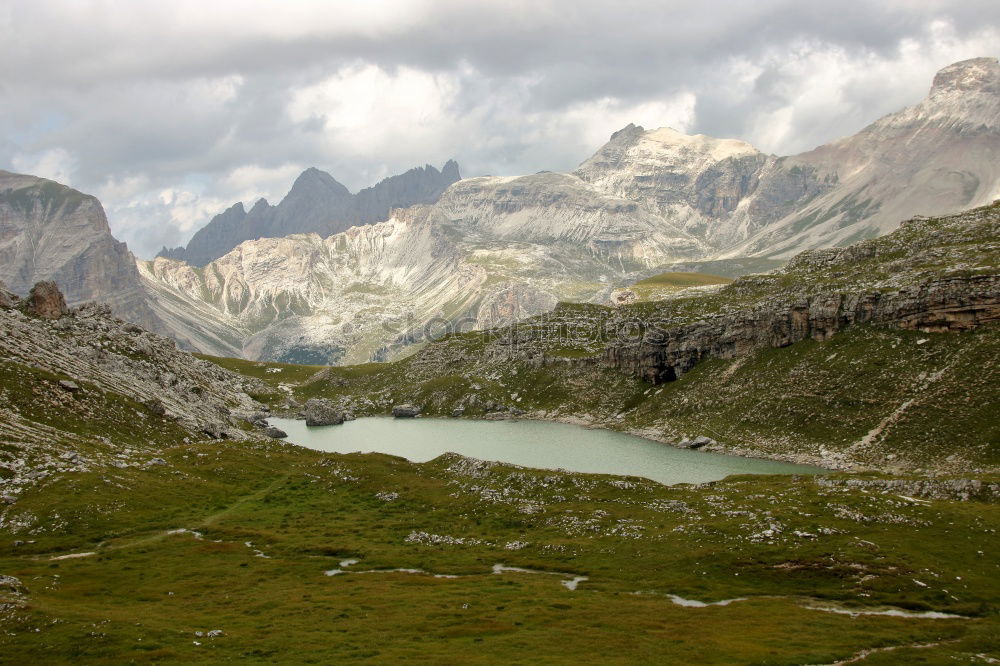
[{"left": 625, "top": 271, "right": 732, "bottom": 301}]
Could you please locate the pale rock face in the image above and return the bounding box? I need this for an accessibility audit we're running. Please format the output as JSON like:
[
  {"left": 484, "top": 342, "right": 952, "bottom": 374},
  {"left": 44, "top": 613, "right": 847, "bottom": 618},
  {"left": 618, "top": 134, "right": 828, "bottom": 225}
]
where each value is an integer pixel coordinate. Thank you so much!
[
  {"left": 139, "top": 188, "right": 707, "bottom": 363},
  {"left": 0, "top": 171, "right": 161, "bottom": 329},
  {"left": 142, "top": 207, "right": 484, "bottom": 363},
  {"left": 576, "top": 58, "right": 1000, "bottom": 260},
  {"left": 574, "top": 124, "right": 803, "bottom": 249},
  {"left": 434, "top": 171, "right": 706, "bottom": 261},
  {"left": 726, "top": 57, "right": 1000, "bottom": 258}
]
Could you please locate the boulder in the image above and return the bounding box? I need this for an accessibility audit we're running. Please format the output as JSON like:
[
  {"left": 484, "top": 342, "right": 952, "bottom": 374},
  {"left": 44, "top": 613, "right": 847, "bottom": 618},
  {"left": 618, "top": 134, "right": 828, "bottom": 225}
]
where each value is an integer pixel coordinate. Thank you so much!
[
  {"left": 144, "top": 398, "right": 167, "bottom": 416},
  {"left": 305, "top": 399, "right": 345, "bottom": 426},
  {"left": 677, "top": 436, "right": 716, "bottom": 450},
  {"left": 392, "top": 404, "right": 421, "bottom": 418},
  {"left": 25, "top": 281, "right": 68, "bottom": 319},
  {"left": 201, "top": 423, "right": 230, "bottom": 439},
  {"left": 247, "top": 411, "right": 269, "bottom": 427},
  {"left": 58, "top": 380, "right": 80, "bottom": 393},
  {"left": 263, "top": 426, "right": 288, "bottom": 439}
]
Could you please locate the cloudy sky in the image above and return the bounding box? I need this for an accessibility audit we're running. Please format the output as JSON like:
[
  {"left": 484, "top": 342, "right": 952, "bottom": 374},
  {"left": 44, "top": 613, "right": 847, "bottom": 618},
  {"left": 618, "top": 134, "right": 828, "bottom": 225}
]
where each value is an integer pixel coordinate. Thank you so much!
[{"left": 2, "top": 1, "right": 998, "bottom": 257}]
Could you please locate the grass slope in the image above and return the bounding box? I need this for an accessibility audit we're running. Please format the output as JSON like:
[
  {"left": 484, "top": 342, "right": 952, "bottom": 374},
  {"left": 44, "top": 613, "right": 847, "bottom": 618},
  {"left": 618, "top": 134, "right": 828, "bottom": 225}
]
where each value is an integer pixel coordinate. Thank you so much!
[{"left": 2, "top": 433, "right": 998, "bottom": 663}]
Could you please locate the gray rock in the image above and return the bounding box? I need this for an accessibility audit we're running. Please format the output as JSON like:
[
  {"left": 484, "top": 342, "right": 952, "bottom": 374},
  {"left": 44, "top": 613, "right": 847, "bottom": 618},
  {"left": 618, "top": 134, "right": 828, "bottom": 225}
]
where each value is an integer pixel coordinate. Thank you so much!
[
  {"left": 677, "top": 436, "right": 716, "bottom": 450},
  {"left": 0, "top": 171, "right": 163, "bottom": 331},
  {"left": 144, "top": 398, "right": 166, "bottom": 416},
  {"left": 305, "top": 398, "right": 345, "bottom": 426},
  {"left": 263, "top": 426, "right": 288, "bottom": 439},
  {"left": 148, "top": 457, "right": 168, "bottom": 466},
  {"left": 58, "top": 379, "right": 80, "bottom": 392},
  {"left": 200, "top": 423, "right": 229, "bottom": 439},
  {"left": 392, "top": 404, "right": 422, "bottom": 418},
  {"left": 451, "top": 407, "right": 465, "bottom": 417},
  {"left": 0, "top": 575, "right": 25, "bottom": 594},
  {"left": 0, "top": 282, "right": 17, "bottom": 309},
  {"left": 247, "top": 411, "right": 269, "bottom": 427}
]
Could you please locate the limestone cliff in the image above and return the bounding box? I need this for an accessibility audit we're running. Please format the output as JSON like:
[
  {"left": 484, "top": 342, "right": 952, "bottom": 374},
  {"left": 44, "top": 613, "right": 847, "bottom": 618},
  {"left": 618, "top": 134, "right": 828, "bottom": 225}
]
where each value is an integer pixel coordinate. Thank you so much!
[{"left": 0, "top": 170, "right": 162, "bottom": 330}]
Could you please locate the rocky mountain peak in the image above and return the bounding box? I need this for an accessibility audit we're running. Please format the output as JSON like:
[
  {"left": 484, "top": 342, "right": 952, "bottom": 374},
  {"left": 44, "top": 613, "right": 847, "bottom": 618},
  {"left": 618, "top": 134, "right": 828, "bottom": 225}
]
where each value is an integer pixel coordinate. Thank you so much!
[
  {"left": 284, "top": 167, "right": 351, "bottom": 202},
  {"left": 608, "top": 123, "right": 646, "bottom": 143},
  {"left": 160, "top": 161, "right": 461, "bottom": 266},
  {"left": 441, "top": 159, "right": 461, "bottom": 181},
  {"left": 930, "top": 56, "right": 1000, "bottom": 95}
]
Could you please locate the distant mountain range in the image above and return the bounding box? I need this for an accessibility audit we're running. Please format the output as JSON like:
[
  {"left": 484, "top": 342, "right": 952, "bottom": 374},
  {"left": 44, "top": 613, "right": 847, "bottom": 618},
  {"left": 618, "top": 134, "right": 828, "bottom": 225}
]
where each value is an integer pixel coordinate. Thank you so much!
[
  {"left": 2, "top": 57, "right": 998, "bottom": 364},
  {"left": 158, "top": 161, "right": 461, "bottom": 266}
]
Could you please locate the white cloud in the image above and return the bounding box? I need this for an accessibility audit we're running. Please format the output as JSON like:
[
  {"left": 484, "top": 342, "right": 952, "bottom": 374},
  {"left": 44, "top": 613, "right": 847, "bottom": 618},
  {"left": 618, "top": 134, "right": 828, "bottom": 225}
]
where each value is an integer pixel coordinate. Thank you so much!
[
  {"left": 732, "top": 20, "right": 1000, "bottom": 155},
  {"left": 222, "top": 163, "right": 305, "bottom": 206},
  {"left": 11, "top": 148, "right": 77, "bottom": 185},
  {"left": 1, "top": 2, "right": 996, "bottom": 257}
]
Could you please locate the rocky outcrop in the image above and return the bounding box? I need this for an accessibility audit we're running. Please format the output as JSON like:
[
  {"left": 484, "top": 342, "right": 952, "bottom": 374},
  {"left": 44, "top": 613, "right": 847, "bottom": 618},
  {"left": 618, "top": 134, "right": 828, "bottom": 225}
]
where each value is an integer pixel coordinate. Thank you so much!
[
  {"left": 604, "top": 275, "right": 1000, "bottom": 384},
  {"left": 304, "top": 399, "right": 345, "bottom": 426},
  {"left": 24, "top": 281, "right": 68, "bottom": 319},
  {"left": 0, "top": 171, "right": 162, "bottom": 330},
  {"left": 0, "top": 281, "right": 18, "bottom": 309},
  {"left": 0, "top": 287, "right": 272, "bottom": 447},
  {"left": 160, "top": 161, "right": 461, "bottom": 266},
  {"left": 392, "top": 404, "right": 421, "bottom": 418}
]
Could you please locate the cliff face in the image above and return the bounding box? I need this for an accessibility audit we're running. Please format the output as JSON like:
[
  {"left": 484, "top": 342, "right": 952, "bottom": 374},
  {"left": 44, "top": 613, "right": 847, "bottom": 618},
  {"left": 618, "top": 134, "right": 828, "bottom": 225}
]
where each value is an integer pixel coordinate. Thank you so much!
[
  {"left": 606, "top": 275, "right": 1000, "bottom": 384},
  {"left": 0, "top": 170, "right": 162, "bottom": 330},
  {"left": 160, "top": 161, "right": 461, "bottom": 267},
  {"left": 598, "top": 203, "right": 1000, "bottom": 383}
]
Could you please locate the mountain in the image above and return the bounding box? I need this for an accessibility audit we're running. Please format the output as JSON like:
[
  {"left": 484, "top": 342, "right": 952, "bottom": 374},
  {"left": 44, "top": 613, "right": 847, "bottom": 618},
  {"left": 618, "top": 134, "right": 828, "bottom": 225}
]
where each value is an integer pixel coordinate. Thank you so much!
[
  {"left": 729, "top": 56, "right": 1000, "bottom": 257},
  {"left": 576, "top": 57, "right": 1000, "bottom": 258},
  {"left": 138, "top": 169, "right": 717, "bottom": 364},
  {"left": 0, "top": 170, "right": 162, "bottom": 330},
  {"left": 140, "top": 58, "right": 1000, "bottom": 363},
  {"left": 159, "top": 161, "right": 461, "bottom": 266},
  {"left": 297, "top": 200, "right": 1000, "bottom": 473}
]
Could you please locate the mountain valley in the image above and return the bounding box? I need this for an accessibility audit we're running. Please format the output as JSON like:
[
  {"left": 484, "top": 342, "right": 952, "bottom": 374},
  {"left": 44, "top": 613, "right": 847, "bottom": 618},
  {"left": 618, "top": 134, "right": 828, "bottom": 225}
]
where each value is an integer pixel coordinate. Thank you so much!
[{"left": 1, "top": 46, "right": 999, "bottom": 664}]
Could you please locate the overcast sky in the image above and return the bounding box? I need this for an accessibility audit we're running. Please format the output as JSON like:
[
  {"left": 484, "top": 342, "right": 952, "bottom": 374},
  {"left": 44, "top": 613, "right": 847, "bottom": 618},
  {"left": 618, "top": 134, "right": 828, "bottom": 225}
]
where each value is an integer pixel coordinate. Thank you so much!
[{"left": 2, "top": 1, "right": 998, "bottom": 257}]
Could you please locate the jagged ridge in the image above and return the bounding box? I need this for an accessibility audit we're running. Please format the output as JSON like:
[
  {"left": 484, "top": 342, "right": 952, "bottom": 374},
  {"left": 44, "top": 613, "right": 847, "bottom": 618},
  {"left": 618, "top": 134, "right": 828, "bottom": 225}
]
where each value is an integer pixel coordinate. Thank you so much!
[{"left": 159, "top": 161, "right": 461, "bottom": 266}]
